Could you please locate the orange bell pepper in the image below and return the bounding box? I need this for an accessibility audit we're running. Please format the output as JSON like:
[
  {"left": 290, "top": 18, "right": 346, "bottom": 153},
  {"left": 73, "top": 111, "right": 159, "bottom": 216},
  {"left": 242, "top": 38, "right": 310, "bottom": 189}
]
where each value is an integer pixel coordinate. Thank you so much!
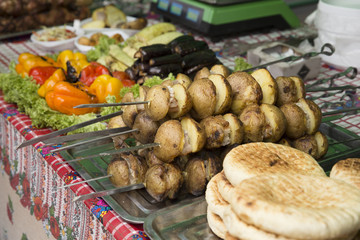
[
  {"left": 45, "top": 81, "right": 98, "bottom": 115},
  {"left": 90, "top": 74, "right": 123, "bottom": 103},
  {"left": 37, "top": 68, "right": 66, "bottom": 97},
  {"left": 16, "top": 52, "right": 53, "bottom": 76}
]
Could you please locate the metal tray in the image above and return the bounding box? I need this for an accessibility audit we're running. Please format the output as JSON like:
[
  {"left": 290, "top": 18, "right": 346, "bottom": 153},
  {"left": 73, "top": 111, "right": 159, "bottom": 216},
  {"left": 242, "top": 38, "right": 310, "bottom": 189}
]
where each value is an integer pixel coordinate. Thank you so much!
[
  {"left": 59, "top": 121, "right": 360, "bottom": 225},
  {"left": 143, "top": 122, "right": 360, "bottom": 240}
]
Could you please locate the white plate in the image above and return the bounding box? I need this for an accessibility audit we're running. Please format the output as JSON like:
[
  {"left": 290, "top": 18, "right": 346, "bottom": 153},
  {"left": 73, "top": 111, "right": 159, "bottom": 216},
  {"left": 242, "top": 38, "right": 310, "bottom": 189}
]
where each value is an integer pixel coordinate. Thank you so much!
[
  {"left": 80, "top": 16, "right": 139, "bottom": 36},
  {"left": 74, "top": 30, "right": 131, "bottom": 53},
  {"left": 31, "top": 26, "right": 84, "bottom": 52}
]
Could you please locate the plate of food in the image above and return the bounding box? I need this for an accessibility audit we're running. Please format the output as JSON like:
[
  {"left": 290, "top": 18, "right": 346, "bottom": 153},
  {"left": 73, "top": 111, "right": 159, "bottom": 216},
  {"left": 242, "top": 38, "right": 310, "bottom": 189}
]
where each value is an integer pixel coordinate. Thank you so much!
[
  {"left": 80, "top": 5, "right": 147, "bottom": 36},
  {"left": 31, "top": 25, "right": 84, "bottom": 52},
  {"left": 75, "top": 30, "right": 131, "bottom": 53}
]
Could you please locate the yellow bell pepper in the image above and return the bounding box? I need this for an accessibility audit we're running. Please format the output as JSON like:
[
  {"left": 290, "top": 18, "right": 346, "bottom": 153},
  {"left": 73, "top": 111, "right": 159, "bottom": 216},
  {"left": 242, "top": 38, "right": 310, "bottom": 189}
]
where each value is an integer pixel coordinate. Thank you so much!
[
  {"left": 37, "top": 68, "right": 66, "bottom": 97},
  {"left": 45, "top": 81, "right": 98, "bottom": 115},
  {"left": 16, "top": 52, "right": 54, "bottom": 76},
  {"left": 90, "top": 74, "right": 123, "bottom": 103},
  {"left": 57, "top": 50, "right": 89, "bottom": 72}
]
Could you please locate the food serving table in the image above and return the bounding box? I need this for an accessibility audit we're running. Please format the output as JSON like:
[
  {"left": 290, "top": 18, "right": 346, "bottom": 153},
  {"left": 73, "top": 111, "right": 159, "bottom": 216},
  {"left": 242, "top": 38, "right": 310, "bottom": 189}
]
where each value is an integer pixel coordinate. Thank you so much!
[{"left": 0, "top": 24, "right": 360, "bottom": 240}]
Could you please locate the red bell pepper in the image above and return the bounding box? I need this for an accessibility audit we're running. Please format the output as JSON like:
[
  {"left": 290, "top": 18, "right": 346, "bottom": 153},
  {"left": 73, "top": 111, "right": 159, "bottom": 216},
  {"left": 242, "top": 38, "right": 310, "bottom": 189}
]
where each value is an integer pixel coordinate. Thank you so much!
[
  {"left": 79, "top": 62, "right": 110, "bottom": 86},
  {"left": 112, "top": 71, "right": 135, "bottom": 87},
  {"left": 29, "top": 66, "right": 57, "bottom": 85}
]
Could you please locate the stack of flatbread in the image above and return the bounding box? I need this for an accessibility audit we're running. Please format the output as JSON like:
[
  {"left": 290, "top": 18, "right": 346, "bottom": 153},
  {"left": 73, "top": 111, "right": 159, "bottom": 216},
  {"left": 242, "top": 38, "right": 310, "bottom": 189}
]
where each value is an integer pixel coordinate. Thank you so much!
[{"left": 205, "top": 143, "right": 360, "bottom": 240}]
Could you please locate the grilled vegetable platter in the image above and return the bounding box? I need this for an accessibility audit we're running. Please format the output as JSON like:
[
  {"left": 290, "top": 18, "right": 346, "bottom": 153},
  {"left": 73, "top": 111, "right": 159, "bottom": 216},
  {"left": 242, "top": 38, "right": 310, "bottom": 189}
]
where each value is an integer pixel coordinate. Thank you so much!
[{"left": 1, "top": 18, "right": 360, "bottom": 239}]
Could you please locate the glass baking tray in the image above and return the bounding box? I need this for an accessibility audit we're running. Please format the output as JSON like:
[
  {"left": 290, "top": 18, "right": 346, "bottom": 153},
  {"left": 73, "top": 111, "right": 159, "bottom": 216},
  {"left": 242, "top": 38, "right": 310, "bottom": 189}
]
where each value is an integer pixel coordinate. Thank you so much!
[{"left": 59, "top": 121, "right": 360, "bottom": 225}]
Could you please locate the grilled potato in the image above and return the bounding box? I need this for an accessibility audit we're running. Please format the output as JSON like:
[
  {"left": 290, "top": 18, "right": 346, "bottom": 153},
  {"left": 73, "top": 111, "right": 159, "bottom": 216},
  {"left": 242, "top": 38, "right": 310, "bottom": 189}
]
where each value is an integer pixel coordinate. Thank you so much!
[
  {"left": 200, "top": 115, "right": 230, "bottom": 149},
  {"left": 290, "top": 76, "right": 306, "bottom": 100},
  {"left": 144, "top": 163, "right": 183, "bottom": 202},
  {"left": 295, "top": 98, "right": 322, "bottom": 135},
  {"left": 226, "top": 71, "right": 262, "bottom": 115},
  {"left": 108, "top": 115, "right": 131, "bottom": 149},
  {"left": 107, "top": 153, "right": 147, "bottom": 187},
  {"left": 292, "top": 134, "right": 319, "bottom": 159},
  {"left": 239, "top": 104, "right": 266, "bottom": 143},
  {"left": 223, "top": 113, "right": 244, "bottom": 145},
  {"left": 280, "top": 103, "right": 307, "bottom": 139},
  {"left": 314, "top": 131, "right": 328, "bottom": 159},
  {"left": 210, "top": 64, "right": 230, "bottom": 78},
  {"left": 174, "top": 73, "right": 192, "bottom": 89},
  {"left": 168, "top": 83, "right": 193, "bottom": 118},
  {"left": 188, "top": 78, "right": 216, "bottom": 120},
  {"left": 132, "top": 111, "right": 159, "bottom": 144},
  {"left": 251, "top": 68, "right": 278, "bottom": 105},
  {"left": 193, "top": 67, "right": 210, "bottom": 81},
  {"left": 260, "top": 103, "right": 287, "bottom": 142},
  {"left": 145, "top": 85, "right": 170, "bottom": 121},
  {"left": 181, "top": 117, "right": 206, "bottom": 155},
  {"left": 153, "top": 120, "right": 184, "bottom": 162},
  {"left": 184, "top": 151, "right": 222, "bottom": 196},
  {"left": 276, "top": 76, "right": 298, "bottom": 106},
  {"left": 121, "top": 91, "right": 138, "bottom": 128},
  {"left": 208, "top": 74, "right": 232, "bottom": 115}
]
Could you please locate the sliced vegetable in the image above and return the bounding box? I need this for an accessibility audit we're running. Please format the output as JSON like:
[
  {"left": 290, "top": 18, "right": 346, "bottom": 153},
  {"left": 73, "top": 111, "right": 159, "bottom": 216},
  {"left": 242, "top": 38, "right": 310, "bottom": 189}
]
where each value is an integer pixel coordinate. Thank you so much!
[{"left": 109, "top": 45, "right": 136, "bottom": 67}]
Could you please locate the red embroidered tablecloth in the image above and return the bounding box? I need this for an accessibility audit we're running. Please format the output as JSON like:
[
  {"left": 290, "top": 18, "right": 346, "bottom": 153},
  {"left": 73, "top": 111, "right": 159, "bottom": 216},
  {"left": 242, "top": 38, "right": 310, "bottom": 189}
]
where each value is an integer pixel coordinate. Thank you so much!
[{"left": 0, "top": 25, "right": 359, "bottom": 240}]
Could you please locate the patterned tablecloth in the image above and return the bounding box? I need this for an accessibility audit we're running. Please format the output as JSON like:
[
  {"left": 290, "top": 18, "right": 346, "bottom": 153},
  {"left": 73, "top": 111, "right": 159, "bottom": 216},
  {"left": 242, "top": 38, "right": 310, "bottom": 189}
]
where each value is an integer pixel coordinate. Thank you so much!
[{"left": 0, "top": 22, "right": 359, "bottom": 240}]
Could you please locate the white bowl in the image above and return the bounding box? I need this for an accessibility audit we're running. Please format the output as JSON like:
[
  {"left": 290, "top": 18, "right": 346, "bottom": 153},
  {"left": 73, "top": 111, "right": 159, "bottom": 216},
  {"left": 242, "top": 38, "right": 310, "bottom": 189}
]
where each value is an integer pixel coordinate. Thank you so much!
[
  {"left": 31, "top": 26, "right": 84, "bottom": 52},
  {"left": 80, "top": 16, "right": 139, "bottom": 36},
  {"left": 74, "top": 29, "right": 131, "bottom": 53}
]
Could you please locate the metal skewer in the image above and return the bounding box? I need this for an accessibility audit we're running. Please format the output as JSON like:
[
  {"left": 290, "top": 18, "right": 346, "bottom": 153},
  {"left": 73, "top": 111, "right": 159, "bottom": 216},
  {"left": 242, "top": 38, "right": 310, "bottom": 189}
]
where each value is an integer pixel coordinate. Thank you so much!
[
  {"left": 57, "top": 174, "right": 113, "bottom": 189},
  {"left": 72, "top": 183, "right": 145, "bottom": 202},
  {"left": 307, "top": 85, "right": 360, "bottom": 93},
  {"left": 42, "top": 127, "right": 131, "bottom": 147},
  {"left": 74, "top": 101, "right": 149, "bottom": 109},
  {"left": 17, "top": 110, "right": 124, "bottom": 149},
  {"left": 322, "top": 106, "right": 360, "bottom": 116},
  {"left": 55, "top": 142, "right": 159, "bottom": 165},
  {"left": 306, "top": 67, "right": 357, "bottom": 90},
  {"left": 50, "top": 129, "right": 139, "bottom": 153},
  {"left": 243, "top": 43, "right": 335, "bottom": 72}
]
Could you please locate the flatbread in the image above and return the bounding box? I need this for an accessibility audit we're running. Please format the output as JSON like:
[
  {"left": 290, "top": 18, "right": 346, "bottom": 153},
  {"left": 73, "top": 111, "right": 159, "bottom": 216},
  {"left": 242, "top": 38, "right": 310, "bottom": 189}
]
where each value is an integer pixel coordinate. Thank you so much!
[
  {"left": 330, "top": 158, "right": 360, "bottom": 189},
  {"left": 207, "top": 208, "right": 227, "bottom": 239},
  {"left": 225, "top": 233, "right": 240, "bottom": 240},
  {"left": 222, "top": 206, "right": 296, "bottom": 240},
  {"left": 223, "top": 142, "right": 326, "bottom": 186},
  {"left": 227, "top": 173, "right": 360, "bottom": 240},
  {"left": 216, "top": 171, "right": 236, "bottom": 203},
  {"left": 205, "top": 172, "right": 230, "bottom": 218}
]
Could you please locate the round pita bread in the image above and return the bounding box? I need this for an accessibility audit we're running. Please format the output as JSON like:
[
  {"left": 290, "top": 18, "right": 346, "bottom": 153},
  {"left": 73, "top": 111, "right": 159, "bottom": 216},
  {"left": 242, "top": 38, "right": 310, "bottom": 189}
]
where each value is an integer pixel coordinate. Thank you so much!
[
  {"left": 223, "top": 206, "right": 296, "bottom": 240},
  {"left": 223, "top": 142, "right": 326, "bottom": 186},
  {"left": 207, "top": 208, "right": 227, "bottom": 239},
  {"left": 330, "top": 158, "right": 360, "bottom": 190},
  {"left": 225, "top": 233, "right": 240, "bottom": 240},
  {"left": 227, "top": 173, "right": 360, "bottom": 239},
  {"left": 216, "top": 171, "right": 236, "bottom": 203},
  {"left": 205, "top": 172, "right": 230, "bottom": 218}
]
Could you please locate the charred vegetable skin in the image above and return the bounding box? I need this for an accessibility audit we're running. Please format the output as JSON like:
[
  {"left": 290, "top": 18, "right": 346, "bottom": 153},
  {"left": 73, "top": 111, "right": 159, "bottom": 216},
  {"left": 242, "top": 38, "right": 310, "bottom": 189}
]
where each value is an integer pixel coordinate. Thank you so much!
[{"left": 126, "top": 35, "right": 220, "bottom": 82}]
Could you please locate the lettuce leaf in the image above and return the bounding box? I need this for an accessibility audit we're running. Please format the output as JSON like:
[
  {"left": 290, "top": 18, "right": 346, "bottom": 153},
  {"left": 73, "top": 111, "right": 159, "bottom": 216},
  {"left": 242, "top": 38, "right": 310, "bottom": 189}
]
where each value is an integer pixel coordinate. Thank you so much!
[{"left": 234, "top": 57, "right": 252, "bottom": 72}]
